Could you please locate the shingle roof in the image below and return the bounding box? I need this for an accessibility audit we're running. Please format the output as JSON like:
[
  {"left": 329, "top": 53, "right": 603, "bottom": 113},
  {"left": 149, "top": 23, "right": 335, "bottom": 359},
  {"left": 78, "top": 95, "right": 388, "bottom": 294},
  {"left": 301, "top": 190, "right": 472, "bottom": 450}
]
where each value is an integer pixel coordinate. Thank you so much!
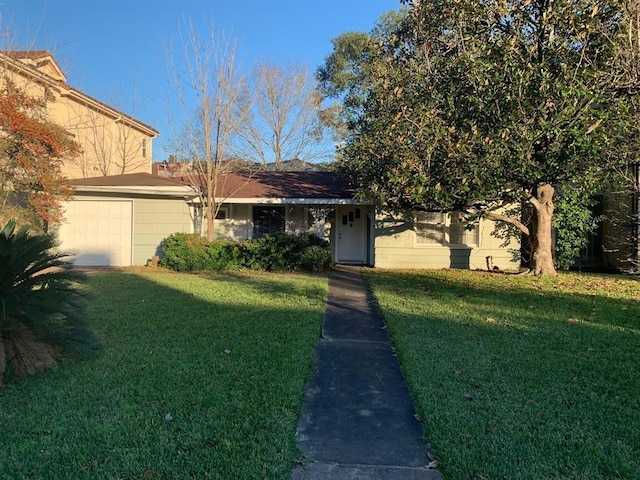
[
  {"left": 67, "top": 173, "right": 189, "bottom": 188},
  {"left": 67, "top": 171, "right": 358, "bottom": 200},
  {"left": 208, "top": 171, "right": 355, "bottom": 199}
]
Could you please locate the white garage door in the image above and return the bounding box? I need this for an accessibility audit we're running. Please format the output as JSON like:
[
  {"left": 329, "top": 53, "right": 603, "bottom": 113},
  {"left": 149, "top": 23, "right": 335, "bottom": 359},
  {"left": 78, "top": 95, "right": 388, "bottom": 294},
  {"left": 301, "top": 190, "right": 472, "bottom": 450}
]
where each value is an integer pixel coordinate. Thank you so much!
[{"left": 58, "top": 200, "right": 133, "bottom": 266}]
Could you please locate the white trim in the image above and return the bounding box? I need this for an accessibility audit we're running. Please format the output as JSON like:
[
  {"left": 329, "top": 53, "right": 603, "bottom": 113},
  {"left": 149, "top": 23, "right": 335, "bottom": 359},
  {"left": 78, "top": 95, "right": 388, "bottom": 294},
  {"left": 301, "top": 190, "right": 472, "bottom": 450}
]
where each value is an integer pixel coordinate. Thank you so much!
[
  {"left": 72, "top": 185, "right": 197, "bottom": 197},
  {"left": 218, "top": 197, "right": 366, "bottom": 205}
]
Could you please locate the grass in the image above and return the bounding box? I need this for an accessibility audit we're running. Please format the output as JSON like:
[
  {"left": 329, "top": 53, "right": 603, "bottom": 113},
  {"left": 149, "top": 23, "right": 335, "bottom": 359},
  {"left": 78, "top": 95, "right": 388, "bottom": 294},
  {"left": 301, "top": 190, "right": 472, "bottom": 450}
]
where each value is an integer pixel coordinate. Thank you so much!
[
  {"left": 365, "top": 269, "right": 640, "bottom": 480},
  {"left": 0, "top": 268, "right": 328, "bottom": 479}
]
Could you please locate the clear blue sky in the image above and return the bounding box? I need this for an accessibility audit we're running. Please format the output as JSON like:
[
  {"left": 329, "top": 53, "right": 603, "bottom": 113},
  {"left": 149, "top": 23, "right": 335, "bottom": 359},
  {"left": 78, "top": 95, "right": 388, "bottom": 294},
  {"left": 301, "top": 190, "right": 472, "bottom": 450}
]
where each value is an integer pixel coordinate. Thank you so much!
[{"left": 1, "top": 0, "right": 399, "bottom": 160}]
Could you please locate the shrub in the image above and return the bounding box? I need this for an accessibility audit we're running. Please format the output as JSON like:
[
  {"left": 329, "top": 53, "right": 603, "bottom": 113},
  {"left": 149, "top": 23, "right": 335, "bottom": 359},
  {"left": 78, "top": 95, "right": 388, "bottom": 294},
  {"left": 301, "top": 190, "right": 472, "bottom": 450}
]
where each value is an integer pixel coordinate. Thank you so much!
[
  {"left": 161, "top": 233, "right": 210, "bottom": 271},
  {"left": 239, "top": 232, "right": 333, "bottom": 272},
  {"left": 0, "top": 220, "right": 100, "bottom": 386},
  {"left": 299, "top": 245, "right": 334, "bottom": 272},
  {"left": 161, "top": 231, "right": 333, "bottom": 272}
]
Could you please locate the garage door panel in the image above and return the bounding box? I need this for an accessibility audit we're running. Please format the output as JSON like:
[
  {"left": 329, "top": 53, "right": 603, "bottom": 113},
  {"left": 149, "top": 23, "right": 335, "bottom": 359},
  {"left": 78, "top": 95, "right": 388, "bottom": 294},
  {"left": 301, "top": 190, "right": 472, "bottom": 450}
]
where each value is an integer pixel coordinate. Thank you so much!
[{"left": 58, "top": 200, "right": 133, "bottom": 267}]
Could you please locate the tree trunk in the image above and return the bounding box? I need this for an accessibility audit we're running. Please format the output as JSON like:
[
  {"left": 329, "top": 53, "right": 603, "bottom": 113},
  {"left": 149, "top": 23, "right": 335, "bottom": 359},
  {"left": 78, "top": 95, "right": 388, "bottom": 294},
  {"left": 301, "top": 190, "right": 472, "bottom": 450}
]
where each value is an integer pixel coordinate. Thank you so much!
[{"left": 529, "top": 184, "right": 557, "bottom": 276}]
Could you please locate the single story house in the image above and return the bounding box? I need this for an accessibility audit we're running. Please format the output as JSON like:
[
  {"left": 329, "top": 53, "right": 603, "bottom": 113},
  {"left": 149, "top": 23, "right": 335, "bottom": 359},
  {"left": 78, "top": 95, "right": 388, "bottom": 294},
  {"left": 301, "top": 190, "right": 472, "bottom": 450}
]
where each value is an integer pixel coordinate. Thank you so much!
[{"left": 60, "top": 171, "right": 519, "bottom": 270}]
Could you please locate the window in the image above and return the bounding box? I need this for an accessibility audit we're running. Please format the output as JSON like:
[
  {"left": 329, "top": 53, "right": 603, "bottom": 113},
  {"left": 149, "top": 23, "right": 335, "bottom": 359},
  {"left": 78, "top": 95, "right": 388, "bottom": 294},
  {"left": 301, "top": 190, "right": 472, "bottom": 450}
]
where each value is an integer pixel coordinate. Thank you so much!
[
  {"left": 253, "top": 206, "right": 285, "bottom": 238},
  {"left": 414, "top": 211, "right": 479, "bottom": 247},
  {"left": 215, "top": 207, "right": 228, "bottom": 220},
  {"left": 142, "top": 139, "right": 147, "bottom": 158},
  {"left": 414, "top": 212, "right": 446, "bottom": 245}
]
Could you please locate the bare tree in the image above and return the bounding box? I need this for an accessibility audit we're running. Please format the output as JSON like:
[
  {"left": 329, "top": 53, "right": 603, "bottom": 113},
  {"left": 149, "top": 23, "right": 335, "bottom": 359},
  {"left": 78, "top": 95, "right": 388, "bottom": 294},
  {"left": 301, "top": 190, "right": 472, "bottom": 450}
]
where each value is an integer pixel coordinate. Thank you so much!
[
  {"left": 165, "top": 19, "right": 251, "bottom": 240},
  {"left": 235, "top": 62, "right": 331, "bottom": 170}
]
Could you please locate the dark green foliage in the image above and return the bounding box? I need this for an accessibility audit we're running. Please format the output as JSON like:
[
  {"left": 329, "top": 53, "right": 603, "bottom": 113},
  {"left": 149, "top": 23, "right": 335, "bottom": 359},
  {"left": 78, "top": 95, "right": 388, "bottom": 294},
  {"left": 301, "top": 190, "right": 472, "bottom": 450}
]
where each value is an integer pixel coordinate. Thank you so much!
[
  {"left": 160, "top": 233, "right": 212, "bottom": 272},
  {"left": 553, "top": 185, "right": 601, "bottom": 270},
  {"left": 0, "top": 220, "right": 100, "bottom": 384},
  {"left": 240, "top": 232, "right": 333, "bottom": 272},
  {"left": 161, "top": 232, "right": 333, "bottom": 272}
]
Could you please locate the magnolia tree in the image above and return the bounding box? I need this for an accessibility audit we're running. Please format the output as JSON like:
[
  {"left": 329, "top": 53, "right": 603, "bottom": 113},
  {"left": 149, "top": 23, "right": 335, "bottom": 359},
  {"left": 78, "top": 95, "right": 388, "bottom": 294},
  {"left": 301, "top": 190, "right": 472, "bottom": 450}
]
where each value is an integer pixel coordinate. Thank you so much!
[{"left": 321, "top": 0, "right": 638, "bottom": 275}]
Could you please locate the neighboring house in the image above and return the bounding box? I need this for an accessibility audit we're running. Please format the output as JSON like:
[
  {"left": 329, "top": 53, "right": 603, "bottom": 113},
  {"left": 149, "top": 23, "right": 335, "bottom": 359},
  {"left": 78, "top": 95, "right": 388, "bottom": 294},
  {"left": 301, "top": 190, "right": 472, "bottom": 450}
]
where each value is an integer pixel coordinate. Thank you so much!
[
  {"left": 60, "top": 170, "right": 519, "bottom": 270},
  {"left": 0, "top": 51, "right": 158, "bottom": 178}
]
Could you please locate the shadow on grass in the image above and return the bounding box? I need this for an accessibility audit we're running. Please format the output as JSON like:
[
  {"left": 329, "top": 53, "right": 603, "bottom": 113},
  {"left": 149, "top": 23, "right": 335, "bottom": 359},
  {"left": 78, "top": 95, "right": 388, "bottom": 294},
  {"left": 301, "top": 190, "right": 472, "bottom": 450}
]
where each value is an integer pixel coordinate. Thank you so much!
[
  {"left": 364, "top": 269, "right": 640, "bottom": 480},
  {"left": 0, "top": 269, "right": 328, "bottom": 480}
]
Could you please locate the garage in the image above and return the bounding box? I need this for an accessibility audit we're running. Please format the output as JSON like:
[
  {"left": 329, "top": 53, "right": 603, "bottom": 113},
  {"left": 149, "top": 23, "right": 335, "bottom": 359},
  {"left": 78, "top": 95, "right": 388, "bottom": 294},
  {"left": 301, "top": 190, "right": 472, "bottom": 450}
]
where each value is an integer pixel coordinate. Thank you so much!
[{"left": 58, "top": 200, "right": 133, "bottom": 266}]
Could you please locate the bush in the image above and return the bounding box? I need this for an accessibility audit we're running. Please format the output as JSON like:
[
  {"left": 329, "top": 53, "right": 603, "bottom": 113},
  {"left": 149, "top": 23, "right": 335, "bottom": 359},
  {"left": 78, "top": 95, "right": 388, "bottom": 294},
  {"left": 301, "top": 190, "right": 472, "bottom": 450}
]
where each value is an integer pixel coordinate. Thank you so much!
[
  {"left": 161, "top": 232, "right": 333, "bottom": 273},
  {"left": 161, "top": 233, "right": 210, "bottom": 272},
  {"left": 0, "top": 220, "right": 100, "bottom": 385}
]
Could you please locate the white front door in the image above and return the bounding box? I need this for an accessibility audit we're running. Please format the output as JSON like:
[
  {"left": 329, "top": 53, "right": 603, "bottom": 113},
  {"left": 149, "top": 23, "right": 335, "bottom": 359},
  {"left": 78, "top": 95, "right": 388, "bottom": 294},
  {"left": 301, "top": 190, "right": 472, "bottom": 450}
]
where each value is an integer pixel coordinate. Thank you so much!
[{"left": 336, "top": 206, "right": 367, "bottom": 264}]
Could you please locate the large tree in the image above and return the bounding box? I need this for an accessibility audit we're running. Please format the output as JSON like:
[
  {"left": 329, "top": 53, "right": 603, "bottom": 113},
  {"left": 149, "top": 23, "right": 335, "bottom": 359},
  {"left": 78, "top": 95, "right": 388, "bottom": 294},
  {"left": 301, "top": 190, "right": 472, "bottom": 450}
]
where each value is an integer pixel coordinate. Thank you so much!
[
  {"left": 234, "top": 62, "right": 331, "bottom": 170},
  {"left": 323, "top": 0, "right": 633, "bottom": 275},
  {"left": 165, "top": 20, "right": 252, "bottom": 241},
  {"left": 0, "top": 79, "right": 80, "bottom": 230}
]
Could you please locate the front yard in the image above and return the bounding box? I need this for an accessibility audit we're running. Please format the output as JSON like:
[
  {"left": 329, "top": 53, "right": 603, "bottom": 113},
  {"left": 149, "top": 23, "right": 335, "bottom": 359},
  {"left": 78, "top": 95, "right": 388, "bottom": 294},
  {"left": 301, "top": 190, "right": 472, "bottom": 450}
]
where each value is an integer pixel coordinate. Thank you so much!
[
  {"left": 366, "top": 269, "right": 640, "bottom": 480},
  {"left": 0, "top": 270, "right": 328, "bottom": 479}
]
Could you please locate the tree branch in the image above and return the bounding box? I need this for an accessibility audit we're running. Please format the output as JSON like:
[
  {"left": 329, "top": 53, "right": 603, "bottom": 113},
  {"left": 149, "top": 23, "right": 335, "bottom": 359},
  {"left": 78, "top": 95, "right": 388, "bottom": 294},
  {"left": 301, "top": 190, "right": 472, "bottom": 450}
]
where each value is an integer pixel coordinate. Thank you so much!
[{"left": 484, "top": 211, "right": 530, "bottom": 236}]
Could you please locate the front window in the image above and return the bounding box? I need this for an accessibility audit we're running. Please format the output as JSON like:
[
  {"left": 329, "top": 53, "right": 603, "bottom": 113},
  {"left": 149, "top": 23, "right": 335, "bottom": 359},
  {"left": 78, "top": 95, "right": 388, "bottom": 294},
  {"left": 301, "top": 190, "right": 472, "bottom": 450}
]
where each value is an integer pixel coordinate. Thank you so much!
[
  {"left": 414, "top": 211, "right": 479, "bottom": 247},
  {"left": 253, "top": 206, "right": 285, "bottom": 238}
]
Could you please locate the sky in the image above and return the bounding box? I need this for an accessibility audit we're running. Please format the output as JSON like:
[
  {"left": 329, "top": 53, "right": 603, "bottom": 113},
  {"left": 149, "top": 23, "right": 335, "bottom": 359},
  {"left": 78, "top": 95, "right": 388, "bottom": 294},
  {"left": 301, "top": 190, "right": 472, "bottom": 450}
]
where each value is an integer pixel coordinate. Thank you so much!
[{"left": 1, "top": 0, "right": 400, "bottom": 161}]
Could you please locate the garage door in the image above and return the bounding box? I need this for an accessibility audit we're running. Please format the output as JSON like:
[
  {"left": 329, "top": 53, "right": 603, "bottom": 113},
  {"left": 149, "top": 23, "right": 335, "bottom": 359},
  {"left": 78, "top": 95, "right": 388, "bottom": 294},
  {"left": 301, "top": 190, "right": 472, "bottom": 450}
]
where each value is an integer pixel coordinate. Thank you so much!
[{"left": 58, "top": 200, "right": 133, "bottom": 266}]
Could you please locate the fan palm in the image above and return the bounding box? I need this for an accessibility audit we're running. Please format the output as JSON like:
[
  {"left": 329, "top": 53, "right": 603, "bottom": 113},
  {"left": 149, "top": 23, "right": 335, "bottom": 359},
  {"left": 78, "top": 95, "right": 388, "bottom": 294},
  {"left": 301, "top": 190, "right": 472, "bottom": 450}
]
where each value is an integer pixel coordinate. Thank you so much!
[{"left": 0, "top": 220, "right": 100, "bottom": 385}]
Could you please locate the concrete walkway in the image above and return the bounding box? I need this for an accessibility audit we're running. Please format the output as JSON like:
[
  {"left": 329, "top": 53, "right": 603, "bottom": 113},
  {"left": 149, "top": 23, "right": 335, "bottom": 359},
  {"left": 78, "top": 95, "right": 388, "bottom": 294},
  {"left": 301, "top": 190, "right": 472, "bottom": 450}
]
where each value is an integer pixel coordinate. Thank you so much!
[{"left": 292, "top": 266, "right": 443, "bottom": 480}]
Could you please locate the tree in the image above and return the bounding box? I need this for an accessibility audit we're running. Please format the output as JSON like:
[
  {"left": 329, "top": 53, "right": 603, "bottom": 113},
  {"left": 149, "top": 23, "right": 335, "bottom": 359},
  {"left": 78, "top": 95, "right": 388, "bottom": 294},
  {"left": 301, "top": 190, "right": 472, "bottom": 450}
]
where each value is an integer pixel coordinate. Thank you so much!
[
  {"left": 317, "top": 8, "right": 408, "bottom": 143},
  {"left": 324, "top": 0, "right": 632, "bottom": 275},
  {"left": 165, "top": 20, "right": 252, "bottom": 241},
  {"left": 233, "top": 61, "right": 331, "bottom": 170},
  {"left": 0, "top": 79, "right": 80, "bottom": 230},
  {"left": 0, "top": 220, "right": 100, "bottom": 385}
]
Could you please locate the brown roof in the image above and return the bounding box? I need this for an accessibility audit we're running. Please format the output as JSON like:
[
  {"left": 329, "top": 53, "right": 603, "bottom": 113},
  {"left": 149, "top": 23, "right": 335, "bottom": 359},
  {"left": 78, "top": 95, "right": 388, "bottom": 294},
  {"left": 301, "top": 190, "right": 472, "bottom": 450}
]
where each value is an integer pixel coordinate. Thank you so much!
[
  {"left": 67, "top": 171, "right": 357, "bottom": 200},
  {"left": 67, "top": 173, "right": 189, "bottom": 188},
  {"left": 212, "top": 172, "right": 355, "bottom": 199}
]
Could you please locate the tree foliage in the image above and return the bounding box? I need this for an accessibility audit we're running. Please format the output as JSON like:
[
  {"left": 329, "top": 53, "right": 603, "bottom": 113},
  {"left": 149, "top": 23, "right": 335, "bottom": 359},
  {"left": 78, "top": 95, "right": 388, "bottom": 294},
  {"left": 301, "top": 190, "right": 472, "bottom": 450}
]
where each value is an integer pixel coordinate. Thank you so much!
[
  {"left": 0, "top": 80, "right": 80, "bottom": 228},
  {"left": 321, "top": 0, "right": 636, "bottom": 275},
  {"left": 0, "top": 220, "right": 99, "bottom": 385},
  {"left": 165, "top": 20, "right": 252, "bottom": 241},
  {"left": 235, "top": 62, "right": 330, "bottom": 170}
]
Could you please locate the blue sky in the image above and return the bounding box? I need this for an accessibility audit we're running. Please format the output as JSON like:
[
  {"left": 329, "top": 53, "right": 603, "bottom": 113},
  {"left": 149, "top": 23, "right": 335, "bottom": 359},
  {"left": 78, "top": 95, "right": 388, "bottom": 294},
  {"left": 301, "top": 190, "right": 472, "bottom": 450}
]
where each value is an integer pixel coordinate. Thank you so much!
[{"left": 1, "top": 0, "right": 399, "bottom": 160}]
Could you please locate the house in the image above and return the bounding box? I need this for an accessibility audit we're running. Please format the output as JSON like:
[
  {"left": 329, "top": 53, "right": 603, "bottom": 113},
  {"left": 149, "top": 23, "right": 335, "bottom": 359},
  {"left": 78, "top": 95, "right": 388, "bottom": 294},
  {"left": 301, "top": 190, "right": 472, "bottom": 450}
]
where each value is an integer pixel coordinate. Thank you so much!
[
  {"left": 61, "top": 173, "right": 196, "bottom": 266},
  {"left": 0, "top": 50, "right": 158, "bottom": 178},
  {"left": 62, "top": 170, "right": 519, "bottom": 270}
]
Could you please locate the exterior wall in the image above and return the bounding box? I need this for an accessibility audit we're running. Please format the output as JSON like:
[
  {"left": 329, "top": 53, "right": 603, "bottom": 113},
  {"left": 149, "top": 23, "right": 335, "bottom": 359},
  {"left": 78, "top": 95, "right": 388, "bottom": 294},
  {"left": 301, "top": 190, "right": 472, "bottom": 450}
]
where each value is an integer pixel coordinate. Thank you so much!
[
  {"left": 58, "top": 192, "right": 192, "bottom": 266},
  {"left": 374, "top": 209, "right": 520, "bottom": 271},
  {"left": 133, "top": 198, "right": 193, "bottom": 265},
  {"left": 1, "top": 54, "right": 154, "bottom": 179},
  {"left": 212, "top": 204, "right": 312, "bottom": 241}
]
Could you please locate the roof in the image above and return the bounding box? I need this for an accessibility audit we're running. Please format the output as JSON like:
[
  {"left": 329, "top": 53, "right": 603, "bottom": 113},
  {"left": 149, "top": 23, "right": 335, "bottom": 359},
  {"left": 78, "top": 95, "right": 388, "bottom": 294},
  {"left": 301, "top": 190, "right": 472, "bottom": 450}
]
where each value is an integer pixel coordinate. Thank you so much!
[
  {"left": 1, "top": 51, "right": 159, "bottom": 137},
  {"left": 209, "top": 171, "right": 357, "bottom": 201},
  {"left": 68, "top": 173, "right": 188, "bottom": 187},
  {"left": 67, "top": 173, "right": 197, "bottom": 198},
  {"left": 66, "top": 171, "right": 363, "bottom": 204}
]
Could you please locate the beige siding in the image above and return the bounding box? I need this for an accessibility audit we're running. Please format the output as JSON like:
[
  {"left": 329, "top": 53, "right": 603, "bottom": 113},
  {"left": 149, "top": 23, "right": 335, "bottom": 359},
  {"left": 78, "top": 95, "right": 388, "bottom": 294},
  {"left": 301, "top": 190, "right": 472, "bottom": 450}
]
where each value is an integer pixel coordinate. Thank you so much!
[
  {"left": 374, "top": 210, "right": 520, "bottom": 271},
  {"left": 214, "top": 204, "right": 253, "bottom": 241},
  {"left": 1, "top": 54, "right": 155, "bottom": 179},
  {"left": 133, "top": 198, "right": 193, "bottom": 265}
]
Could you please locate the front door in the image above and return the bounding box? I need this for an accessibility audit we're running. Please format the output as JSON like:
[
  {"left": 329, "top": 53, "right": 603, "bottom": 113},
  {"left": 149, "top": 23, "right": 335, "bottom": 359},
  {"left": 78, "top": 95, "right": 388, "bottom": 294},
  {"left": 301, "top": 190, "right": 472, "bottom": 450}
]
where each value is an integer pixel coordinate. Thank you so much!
[{"left": 336, "top": 206, "right": 367, "bottom": 264}]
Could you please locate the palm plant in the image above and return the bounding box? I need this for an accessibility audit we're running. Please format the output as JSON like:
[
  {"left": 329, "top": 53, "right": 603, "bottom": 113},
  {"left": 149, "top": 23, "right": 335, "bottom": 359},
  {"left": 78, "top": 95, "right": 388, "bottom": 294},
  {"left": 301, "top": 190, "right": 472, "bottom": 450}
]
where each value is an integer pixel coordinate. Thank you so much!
[{"left": 0, "top": 220, "right": 100, "bottom": 385}]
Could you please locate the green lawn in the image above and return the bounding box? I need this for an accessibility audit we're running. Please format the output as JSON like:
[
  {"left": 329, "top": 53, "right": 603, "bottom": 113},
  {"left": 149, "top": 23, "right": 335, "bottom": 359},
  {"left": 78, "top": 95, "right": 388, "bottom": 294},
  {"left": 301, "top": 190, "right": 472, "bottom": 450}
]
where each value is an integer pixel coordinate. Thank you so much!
[
  {"left": 0, "top": 269, "right": 328, "bottom": 479},
  {"left": 365, "top": 269, "right": 640, "bottom": 480}
]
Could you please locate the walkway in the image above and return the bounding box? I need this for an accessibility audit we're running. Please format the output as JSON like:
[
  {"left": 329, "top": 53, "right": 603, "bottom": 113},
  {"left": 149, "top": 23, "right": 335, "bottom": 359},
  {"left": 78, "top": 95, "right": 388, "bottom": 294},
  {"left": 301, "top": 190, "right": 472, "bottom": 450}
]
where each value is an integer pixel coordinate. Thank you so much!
[{"left": 292, "top": 266, "right": 443, "bottom": 480}]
